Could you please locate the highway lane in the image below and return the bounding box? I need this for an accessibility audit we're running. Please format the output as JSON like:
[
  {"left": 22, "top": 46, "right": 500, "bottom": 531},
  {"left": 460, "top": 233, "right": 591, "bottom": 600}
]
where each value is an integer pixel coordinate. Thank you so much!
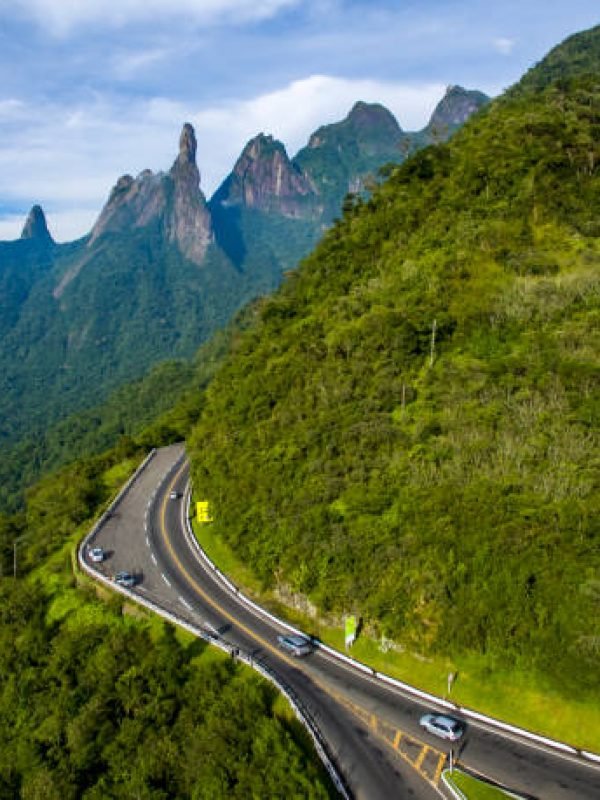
[{"left": 86, "top": 445, "right": 600, "bottom": 800}]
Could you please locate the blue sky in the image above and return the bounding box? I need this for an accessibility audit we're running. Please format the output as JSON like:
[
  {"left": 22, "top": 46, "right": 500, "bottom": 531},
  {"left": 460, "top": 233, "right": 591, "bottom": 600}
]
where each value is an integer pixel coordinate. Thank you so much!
[{"left": 0, "top": 0, "right": 598, "bottom": 241}]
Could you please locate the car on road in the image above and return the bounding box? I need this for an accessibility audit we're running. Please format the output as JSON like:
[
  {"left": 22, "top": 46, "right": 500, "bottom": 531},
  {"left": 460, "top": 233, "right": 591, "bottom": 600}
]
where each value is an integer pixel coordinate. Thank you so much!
[
  {"left": 277, "top": 634, "right": 313, "bottom": 657},
  {"left": 114, "top": 571, "right": 136, "bottom": 588},
  {"left": 170, "top": 490, "right": 182, "bottom": 500},
  {"left": 419, "top": 713, "right": 465, "bottom": 742},
  {"left": 88, "top": 546, "right": 105, "bottom": 563}
]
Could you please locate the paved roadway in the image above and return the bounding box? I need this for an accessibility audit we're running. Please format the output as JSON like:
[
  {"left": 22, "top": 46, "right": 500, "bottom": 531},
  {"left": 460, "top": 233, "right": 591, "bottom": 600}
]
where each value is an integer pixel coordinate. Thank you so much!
[{"left": 85, "top": 445, "right": 600, "bottom": 800}]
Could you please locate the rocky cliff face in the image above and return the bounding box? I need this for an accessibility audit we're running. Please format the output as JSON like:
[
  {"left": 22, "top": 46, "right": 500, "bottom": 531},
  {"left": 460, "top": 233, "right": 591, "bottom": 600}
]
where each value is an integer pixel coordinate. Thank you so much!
[
  {"left": 89, "top": 123, "right": 212, "bottom": 264},
  {"left": 20, "top": 205, "right": 53, "bottom": 244},
  {"left": 167, "top": 123, "right": 213, "bottom": 263},
  {"left": 425, "top": 85, "right": 489, "bottom": 135},
  {"left": 211, "top": 134, "right": 321, "bottom": 219}
]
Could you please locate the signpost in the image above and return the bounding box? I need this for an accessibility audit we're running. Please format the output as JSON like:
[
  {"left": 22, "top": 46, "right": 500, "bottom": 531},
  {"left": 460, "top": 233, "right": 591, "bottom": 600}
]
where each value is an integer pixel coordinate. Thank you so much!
[
  {"left": 196, "top": 501, "right": 213, "bottom": 523},
  {"left": 345, "top": 615, "right": 358, "bottom": 650}
]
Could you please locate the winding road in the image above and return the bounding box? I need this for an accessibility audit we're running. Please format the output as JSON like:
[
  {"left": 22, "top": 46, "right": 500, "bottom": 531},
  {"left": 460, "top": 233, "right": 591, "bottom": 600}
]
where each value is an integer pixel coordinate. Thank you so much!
[{"left": 82, "top": 444, "right": 600, "bottom": 800}]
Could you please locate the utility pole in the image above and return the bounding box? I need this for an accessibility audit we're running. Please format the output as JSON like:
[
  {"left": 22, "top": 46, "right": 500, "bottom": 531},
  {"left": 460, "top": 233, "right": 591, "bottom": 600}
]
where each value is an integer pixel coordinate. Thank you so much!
[{"left": 429, "top": 318, "right": 437, "bottom": 367}]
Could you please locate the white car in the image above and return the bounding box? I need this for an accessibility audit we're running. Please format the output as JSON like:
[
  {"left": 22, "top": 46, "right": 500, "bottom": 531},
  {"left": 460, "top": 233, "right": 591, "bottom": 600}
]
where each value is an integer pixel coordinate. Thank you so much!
[
  {"left": 170, "top": 490, "right": 182, "bottom": 500},
  {"left": 419, "top": 713, "right": 465, "bottom": 741},
  {"left": 88, "top": 546, "right": 105, "bottom": 563}
]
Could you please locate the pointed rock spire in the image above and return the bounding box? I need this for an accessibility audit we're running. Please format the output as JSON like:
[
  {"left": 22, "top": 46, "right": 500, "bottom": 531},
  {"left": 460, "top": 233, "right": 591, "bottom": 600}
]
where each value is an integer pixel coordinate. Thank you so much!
[
  {"left": 86, "top": 122, "right": 212, "bottom": 267},
  {"left": 177, "top": 122, "right": 197, "bottom": 166},
  {"left": 20, "top": 204, "right": 53, "bottom": 243}
]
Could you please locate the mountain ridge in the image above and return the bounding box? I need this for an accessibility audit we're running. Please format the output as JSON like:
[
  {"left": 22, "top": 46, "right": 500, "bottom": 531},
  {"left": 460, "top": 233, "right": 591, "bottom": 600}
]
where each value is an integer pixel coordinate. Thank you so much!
[{"left": 0, "top": 86, "right": 488, "bottom": 460}]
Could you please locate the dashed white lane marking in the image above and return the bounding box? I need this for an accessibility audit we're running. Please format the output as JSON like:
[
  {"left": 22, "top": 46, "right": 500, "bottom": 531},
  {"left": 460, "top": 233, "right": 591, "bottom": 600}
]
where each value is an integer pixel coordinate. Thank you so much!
[
  {"left": 179, "top": 596, "right": 192, "bottom": 611},
  {"left": 145, "top": 534, "right": 150, "bottom": 546},
  {"left": 151, "top": 553, "right": 158, "bottom": 566},
  {"left": 161, "top": 572, "right": 171, "bottom": 587}
]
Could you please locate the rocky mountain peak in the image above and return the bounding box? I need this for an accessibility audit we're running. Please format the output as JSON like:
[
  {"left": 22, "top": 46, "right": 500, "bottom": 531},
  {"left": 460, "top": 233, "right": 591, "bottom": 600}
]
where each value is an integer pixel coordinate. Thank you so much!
[
  {"left": 346, "top": 100, "right": 403, "bottom": 134},
  {"left": 211, "top": 133, "right": 320, "bottom": 219},
  {"left": 62, "top": 123, "right": 212, "bottom": 296},
  {"left": 20, "top": 205, "right": 53, "bottom": 244},
  {"left": 177, "top": 122, "right": 197, "bottom": 165},
  {"left": 427, "top": 85, "right": 489, "bottom": 132}
]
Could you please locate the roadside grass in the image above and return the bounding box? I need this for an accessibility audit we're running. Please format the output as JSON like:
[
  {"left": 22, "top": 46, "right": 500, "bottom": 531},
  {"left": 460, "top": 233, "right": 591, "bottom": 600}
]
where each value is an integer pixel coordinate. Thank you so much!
[
  {"left": 443, "top": 768, "right": 525, "bottom": 799},
  {"left": 191, "top": 512, "right": 600, "bottom": 753}
]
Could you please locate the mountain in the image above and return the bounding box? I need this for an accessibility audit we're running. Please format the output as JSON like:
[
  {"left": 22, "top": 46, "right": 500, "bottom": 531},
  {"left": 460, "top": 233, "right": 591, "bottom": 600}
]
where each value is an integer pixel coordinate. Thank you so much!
[
  {"left": 422, "top": 84, "right": 490, "bottom": 137},
  {"left": 87, "top": 123, "right": 212, "bottom": 264},
  {"left": 187, "top": 25, "right": 600, "bottom": 699},
  {"left": 20, "top": 204, "right": 54, "bottom": 243},
  {"left": 293, "top": 101, "right": 406, "bottom": 218},
  {"left": 0, "top": 88, "right": 486, "bottom": 470}
]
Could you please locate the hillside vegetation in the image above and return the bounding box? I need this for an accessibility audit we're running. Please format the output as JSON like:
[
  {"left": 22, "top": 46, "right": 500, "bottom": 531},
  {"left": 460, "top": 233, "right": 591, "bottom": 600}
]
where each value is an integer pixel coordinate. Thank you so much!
[{"left": 189, "top": 26, "right": 600, "bottom": 700}]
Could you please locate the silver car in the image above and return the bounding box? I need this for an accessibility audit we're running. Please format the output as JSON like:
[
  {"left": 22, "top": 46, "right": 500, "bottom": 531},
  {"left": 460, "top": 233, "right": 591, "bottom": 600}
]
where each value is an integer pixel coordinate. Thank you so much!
[
  {"left": 277, "top": 634, "right": 313, "bottom": 657},
  {"left": 88, "top": 546, "right": 105, "bottom": 563},
  {"left": 419, "top": 713, "right": 465, "bottom": 741}
]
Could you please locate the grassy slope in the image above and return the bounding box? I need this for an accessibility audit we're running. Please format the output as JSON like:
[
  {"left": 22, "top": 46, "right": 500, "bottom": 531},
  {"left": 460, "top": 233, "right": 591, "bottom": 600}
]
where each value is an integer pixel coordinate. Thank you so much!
[{"left": 187, "top": 24, "right": 600, "bottom": 733}]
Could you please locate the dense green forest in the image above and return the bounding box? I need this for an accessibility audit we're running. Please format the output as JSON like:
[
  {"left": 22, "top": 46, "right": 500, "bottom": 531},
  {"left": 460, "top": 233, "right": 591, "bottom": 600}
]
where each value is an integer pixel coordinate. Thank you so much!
[
  {"left": 188, "top": 26, "right": 600, "bottom": 700},
  {"left": 0, "top": 314, "right": 250, "bottom": 513},
  {"left": 0, "top": 447, "right": 333, "bottom": 799}
]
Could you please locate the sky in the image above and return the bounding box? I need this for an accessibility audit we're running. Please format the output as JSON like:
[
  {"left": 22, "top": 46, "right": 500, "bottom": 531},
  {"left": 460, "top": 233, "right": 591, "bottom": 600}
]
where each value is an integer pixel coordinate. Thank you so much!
[{"left": 0, "top": 0, "right": 598, "bottom": 241}]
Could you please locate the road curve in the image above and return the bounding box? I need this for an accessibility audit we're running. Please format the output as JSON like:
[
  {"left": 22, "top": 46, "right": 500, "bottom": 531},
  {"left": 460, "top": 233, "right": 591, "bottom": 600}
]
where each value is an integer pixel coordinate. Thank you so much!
[{"left": 84, "top": 445, "right": 600, "bottom": 800}]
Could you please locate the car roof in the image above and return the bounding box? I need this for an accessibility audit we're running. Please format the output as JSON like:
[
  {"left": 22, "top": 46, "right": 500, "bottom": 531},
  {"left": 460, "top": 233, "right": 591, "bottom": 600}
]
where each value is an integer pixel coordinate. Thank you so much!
[{"left": 432, "top": 714, "right": 462, "bottom": 727}]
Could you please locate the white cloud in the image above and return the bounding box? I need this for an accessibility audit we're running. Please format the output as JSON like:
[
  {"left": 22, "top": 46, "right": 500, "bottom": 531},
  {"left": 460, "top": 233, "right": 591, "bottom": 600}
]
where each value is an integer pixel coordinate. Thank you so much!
[
  {"left": 6, "top": 0, "right": 300, "bottom": 35},
  {"left": 0, "top": 76, "right": 446, "bottom": 241},
  {"left": 0, "top": 214, "right": 26, "bottom": 241},
  {"left": 111, "top": 47, "right": 173, "bottom": 80},
  {"left": 493, "top": 37, "right": 516, "bottom": 55}
]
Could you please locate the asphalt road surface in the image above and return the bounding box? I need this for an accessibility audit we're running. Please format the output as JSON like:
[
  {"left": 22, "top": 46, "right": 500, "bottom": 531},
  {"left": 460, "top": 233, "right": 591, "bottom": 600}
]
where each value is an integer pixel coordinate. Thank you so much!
[{"left": 85, "top": 445, "right": 600, "bottom": 800}]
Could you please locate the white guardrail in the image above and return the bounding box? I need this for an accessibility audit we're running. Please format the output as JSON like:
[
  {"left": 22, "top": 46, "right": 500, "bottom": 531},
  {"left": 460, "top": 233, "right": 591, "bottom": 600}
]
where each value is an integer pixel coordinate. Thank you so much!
[
  {"left": 181, "top": 482, "right": 600, "bottom": 769},
  {"left": 78, "top": 451, "right": 350, "bottom": 800}
]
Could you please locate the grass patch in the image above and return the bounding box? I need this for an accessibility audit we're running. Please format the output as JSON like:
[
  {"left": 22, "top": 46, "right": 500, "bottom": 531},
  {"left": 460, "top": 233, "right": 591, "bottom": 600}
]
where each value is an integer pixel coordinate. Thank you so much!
[
  {"left": 444, "top": 768, "right": 525, "bottom": 799},
  {"left": 192, "top": 512, "right": 600, "bottom": 753}
]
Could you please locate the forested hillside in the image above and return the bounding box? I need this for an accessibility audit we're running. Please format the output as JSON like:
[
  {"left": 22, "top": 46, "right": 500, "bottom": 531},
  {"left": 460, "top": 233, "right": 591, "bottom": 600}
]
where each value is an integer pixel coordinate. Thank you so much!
[{"left": 188, "top": 25, "right": 600, "bottom": 699}]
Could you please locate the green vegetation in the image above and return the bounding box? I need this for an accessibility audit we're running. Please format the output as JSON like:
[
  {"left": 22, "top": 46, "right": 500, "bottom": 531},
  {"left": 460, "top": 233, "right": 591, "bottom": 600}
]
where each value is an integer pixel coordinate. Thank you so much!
[
  {"left": 444, "top": 769, "right": 524, "bottom": 799},
  {"left": 0, "top": 446, "right": 334, "bottom": 799},
  {"left": 188, "top": 23, "right": 600, "bottom": 735},
  {"left": 0, "top": 309, "right": 252, "bottom": 513}
]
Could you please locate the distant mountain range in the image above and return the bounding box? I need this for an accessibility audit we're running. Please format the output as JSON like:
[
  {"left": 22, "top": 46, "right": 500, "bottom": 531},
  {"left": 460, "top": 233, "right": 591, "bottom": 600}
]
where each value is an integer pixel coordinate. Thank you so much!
[{"left": 0, "top": 86, "right": 488, "bottom": 450}]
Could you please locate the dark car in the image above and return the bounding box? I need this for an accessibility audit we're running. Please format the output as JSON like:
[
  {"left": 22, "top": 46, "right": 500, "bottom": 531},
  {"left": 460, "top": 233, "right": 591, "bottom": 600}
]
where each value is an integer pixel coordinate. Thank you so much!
[
  {"left": 419, "top": 713, "right": 465, "bottom": 741},
  {"left": 277, "top": 634, "right": 313, "bottom": 657},
  {"left": 114, "top": 571, "right": 136, "bottom": 588}
]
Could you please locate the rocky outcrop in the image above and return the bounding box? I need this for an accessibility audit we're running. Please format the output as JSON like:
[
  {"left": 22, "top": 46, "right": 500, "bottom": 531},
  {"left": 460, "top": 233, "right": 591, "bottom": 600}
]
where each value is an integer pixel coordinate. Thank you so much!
[
  {"left": 211, "top": 134, "right": 321, "bottom": 219},
  {"left": 166, "top": 123, "right": 213, "bottom": 263},
  {"left": 88, "top": 123, "right": 212, "bottom": 264},
  {"left": 20, "top": 205, "right": 53, "bottom": 244},
  {"left": 425, "top": 85, "right": 489, "bottom": 135}
]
